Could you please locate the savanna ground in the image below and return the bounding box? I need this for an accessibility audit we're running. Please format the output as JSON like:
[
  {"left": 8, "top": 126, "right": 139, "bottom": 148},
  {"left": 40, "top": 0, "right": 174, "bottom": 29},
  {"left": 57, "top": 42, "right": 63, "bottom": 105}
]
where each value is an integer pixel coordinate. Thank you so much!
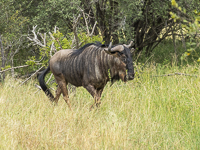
[{"left": 0, "top": 40, "right": 200, "bottom": 149}]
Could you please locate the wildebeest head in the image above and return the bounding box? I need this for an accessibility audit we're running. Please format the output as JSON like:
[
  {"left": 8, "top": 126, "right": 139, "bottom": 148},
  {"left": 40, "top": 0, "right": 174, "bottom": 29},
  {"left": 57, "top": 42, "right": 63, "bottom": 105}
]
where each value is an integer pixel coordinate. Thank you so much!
[{"left": 104, "top": 41, "right": 135, "bottom": 81}]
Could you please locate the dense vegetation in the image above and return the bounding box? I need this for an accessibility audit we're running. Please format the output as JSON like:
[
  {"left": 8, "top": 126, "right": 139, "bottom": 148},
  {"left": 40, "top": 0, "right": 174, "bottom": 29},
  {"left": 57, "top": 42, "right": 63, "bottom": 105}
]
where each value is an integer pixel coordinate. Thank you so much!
[{"left": 0, "top": 0, "right": 200, "bottom": 79}]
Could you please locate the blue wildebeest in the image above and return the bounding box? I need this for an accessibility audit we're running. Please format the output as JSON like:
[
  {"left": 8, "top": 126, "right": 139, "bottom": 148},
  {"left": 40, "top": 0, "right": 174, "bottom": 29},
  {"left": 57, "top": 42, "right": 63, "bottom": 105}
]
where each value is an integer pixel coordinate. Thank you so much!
[{"left": 38, "top": 41, "right": 134, "bottom": 110}]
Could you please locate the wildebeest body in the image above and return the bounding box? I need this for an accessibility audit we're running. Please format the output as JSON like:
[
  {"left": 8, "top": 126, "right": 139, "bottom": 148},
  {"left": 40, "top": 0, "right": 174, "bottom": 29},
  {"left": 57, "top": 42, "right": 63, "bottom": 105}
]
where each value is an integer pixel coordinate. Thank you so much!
[{"left": 39, "top": 42, "right": 134, "bottom": 110}]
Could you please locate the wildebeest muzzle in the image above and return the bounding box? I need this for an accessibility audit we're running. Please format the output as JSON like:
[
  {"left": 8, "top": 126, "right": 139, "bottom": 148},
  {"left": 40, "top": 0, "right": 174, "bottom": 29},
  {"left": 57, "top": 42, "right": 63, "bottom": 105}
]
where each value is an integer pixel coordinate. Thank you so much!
[{"left": 127, "top": 73, "right": 134, "bottom": 80}]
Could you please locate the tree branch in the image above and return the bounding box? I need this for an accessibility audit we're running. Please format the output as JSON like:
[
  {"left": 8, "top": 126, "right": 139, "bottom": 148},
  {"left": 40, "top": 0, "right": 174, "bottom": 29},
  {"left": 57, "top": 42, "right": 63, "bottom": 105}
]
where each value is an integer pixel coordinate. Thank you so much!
[
  {"left": 152, "top": 72, "right": 198, "bottom": 77},
  {"left": 0, "top": 63, "right": 42, "bottom": 73},
  {"left": 19, "top": 66, "right": 44, "bottom": 86},
  {"left": 72, "top": 14, "right": 82, "bottom": 49},
  {"left": 27, "top": 25, "right": 46, "bottom": 47}
]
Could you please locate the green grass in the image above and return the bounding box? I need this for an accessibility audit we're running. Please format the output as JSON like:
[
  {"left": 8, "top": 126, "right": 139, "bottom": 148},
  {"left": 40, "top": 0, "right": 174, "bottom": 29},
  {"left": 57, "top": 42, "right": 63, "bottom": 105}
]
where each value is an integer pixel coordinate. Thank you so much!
[{"left": 0, "top": 64, "right": 200, "bottom": 149}]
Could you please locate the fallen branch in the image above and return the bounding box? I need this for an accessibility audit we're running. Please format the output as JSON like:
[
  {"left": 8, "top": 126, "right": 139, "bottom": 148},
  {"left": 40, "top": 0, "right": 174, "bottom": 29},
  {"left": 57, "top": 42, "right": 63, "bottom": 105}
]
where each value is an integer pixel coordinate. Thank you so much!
[
  {"left": 19, "top": 66, "right": 44, "bottom": 86},
  {"left": 152, "top": 72, "right": 198, "bottom": 77},
  {"left": 35, "top": 84, "right": 41, "bottom": 90},
  {"left": 0, "top": 63, "right": 42, "bottom": 73}
]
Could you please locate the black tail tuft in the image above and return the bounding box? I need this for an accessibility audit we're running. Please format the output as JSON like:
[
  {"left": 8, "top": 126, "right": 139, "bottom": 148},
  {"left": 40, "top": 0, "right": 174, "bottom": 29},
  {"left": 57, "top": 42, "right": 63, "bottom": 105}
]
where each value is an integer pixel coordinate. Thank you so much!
[{"left": 38, "top": 65, "right": 54, "bottom": 100}]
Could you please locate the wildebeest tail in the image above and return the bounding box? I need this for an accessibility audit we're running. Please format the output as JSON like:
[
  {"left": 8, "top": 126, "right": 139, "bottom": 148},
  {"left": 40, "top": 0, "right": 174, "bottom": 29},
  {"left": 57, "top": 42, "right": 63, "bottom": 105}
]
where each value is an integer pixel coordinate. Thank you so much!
[{"left": 38, "top": 65, "right": 54, "bottom": 100}]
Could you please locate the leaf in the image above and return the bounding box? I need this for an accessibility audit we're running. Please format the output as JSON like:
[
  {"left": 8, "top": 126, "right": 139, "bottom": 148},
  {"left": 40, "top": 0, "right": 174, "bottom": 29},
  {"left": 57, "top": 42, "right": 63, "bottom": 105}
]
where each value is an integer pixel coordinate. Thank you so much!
[
  {"left": 174, "top": 19, "right": 176, "bottom": 22},
  {"left": 5, "top": 65, "right": 11, "bottom": 69},
  {"left": 194, "top": 10, "right": 198, "bottom": 14},
  {"left": 171, "top": 0, "right": 177, "bottom": 7},
  {"left": 190, "top": 43, "right": 197, "bottom": 46},
  {"left": 183, "top": 8, "right": 186, "bottom": 14},
  {"left": 184, "top": 52, "right": 190, "bottom": 57},
  {"left": 183, "top": 19, "right": 188, "bottom": 23}
]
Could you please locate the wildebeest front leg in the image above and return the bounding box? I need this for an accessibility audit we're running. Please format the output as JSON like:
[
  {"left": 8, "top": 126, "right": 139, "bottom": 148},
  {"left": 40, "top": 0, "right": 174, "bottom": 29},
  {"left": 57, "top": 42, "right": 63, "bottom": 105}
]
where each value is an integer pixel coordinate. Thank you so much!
[
  {"left": 96, "top": 89, "right": 104, "bottom": 107},
  {"left": 84, "top": 85, "right": 103, "bottom": 110},
  {"left": 54, "top": 74, "right": 72, "bottom": 110}
]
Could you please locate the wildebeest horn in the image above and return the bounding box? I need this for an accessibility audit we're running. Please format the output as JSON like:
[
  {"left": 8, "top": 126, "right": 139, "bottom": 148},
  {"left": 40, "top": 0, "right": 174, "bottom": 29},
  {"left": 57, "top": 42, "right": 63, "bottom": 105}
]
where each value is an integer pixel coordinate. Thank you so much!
[
  {"left": 110, "top": 45, "right": 124, "bottom": 52},
  {"left": 104, "top": 42, "right": 112, "bottom": 53},
  {"left": 123, "top": 41, "right": 133, "bottom": 48},
  {"left": 104, "top": 42, "right": 124, "bottom": 53},
  {"left": 108, "top": 42, "right": 112, "bottom": 52}
]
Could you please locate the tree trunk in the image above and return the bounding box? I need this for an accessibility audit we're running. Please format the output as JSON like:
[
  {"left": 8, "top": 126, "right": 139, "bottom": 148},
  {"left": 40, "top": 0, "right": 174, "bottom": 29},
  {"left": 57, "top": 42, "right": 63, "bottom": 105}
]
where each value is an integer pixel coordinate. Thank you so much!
[
  {"left": 95, "top": 1, "right": 111, "bottom": 43},
  {"left": 0, "top": 34, "right": 5, "bottom": 81},
  {"left": 11, "top": 56, "right": 15, "bottom": 78},
  {"left": 172, "top": 25, "right": 177, "bottom": 63},
  {"left": 109, "top": 0, "right": 119, "bottom": 44},
  {"left": 81, "top": 0, "right": 99, "bottom": 35}
]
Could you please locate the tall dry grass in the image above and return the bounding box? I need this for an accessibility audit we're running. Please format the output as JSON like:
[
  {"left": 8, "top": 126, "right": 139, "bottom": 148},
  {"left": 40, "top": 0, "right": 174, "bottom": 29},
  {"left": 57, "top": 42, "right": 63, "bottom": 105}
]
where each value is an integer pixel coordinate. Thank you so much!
[{"left": 0, "top": 65, "right": 200, "bottom": 149}]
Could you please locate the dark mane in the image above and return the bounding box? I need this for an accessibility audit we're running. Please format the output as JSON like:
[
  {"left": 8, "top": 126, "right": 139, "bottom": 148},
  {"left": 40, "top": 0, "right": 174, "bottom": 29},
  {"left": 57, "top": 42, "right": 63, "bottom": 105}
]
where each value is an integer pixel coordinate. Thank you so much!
[{"left": 70, "top": 42, "right": 104, "bottom": 57}]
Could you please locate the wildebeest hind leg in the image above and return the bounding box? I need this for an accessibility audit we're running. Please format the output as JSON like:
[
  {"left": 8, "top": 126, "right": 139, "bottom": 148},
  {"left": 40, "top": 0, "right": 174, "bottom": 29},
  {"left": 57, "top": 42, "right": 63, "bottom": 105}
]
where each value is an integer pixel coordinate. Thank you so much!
[
  {"left": 54, "top": 86, "right": 62, "bottom": 104},
  {"left": 55, "top": 74, "right": 72, "bottom": 110}
]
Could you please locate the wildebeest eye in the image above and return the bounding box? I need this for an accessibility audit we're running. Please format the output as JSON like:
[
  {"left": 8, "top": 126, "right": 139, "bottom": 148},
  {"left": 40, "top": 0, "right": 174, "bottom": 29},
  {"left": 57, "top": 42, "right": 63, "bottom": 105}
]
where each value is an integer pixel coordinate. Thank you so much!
[
  {"left": 123, "top": 58, "right": 127, "bottom": 63},
  {"left": 121, "top": 56, "right": 127, "bottom": 63},
  {"left": 117, "top": 52, "right": 127, "bottom": 63}
]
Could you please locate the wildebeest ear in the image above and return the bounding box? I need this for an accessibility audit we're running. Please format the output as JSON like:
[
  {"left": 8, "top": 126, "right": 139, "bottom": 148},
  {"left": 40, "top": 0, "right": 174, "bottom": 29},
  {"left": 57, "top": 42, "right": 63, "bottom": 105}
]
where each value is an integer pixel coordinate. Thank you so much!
[
  {"left": 104, "top": 49, "right": 111, "bottom": 54},
  {"left": 123, "top": 41, "right": 133, "bottom": 48},
  {"left": 130, "top": 48, "right": 135, "bottom": 53}
]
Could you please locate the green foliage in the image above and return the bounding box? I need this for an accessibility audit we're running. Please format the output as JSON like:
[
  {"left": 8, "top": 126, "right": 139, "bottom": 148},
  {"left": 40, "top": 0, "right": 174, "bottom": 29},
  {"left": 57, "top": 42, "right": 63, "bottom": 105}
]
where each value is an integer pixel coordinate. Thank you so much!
[
  {"left": 18, "top": 0, "right": 81, "bottom": 34},
  {"left": 0, "top": 0, "right": 28, "bottom": 37},
  {"left": 117, "top": 0, "right": 171, "bottom": 42},
  {"left": 78, "top": 32, "right": 104, "bottom": 46},
  {"left": 1, "top": 65, "right": 11, "bottom": 71},
  {"left": 31, "top": 29, "right": 103, "bottom": 67},
  {"left": 26, "top": 56, "right": 36, "bottom": 66},
  {"left": 170, "top": 0, "right": 200, "bottom": 62},
  {"left": 1, "top": 0, "right": 200, "bottom": 76}
]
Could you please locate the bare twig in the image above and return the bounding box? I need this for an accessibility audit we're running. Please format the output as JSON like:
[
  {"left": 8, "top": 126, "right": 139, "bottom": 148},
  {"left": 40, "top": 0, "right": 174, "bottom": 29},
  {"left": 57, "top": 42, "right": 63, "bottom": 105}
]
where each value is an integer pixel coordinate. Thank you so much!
[
  {"left": 72, "top": 13, "right": 82, "bottom": 49},
  {"left": 19, "top": 66, "right": 44, "bottom": 86},
  {"left": 47, "top": 73, "right": 53, "bottom": 83},
  {"left": 50, "top": 41, "right": 55, "bottom": 57},
  {"left": 71, "top": 8, "right": 98, "bottom": 49},
  {"left": 35, "top": 84, "right": 41, "bottom": 90},
  {"left": 56, "top": 39, "right": 62, "bottom": 50},
  {"left": 90, "top": 21, "right": 97, "bottom": 37},
  {"left": 152, "top": 72, "right": 197, "bottom": 77},
  {"left": 80, "top": 7, "right": 97, "bottom": 37},
  {"left": 49, "top": 32, "right": 55, "bottom": 40},
  {"left": 80, "top": 8, "right": 90, "bottom": 35},
  {"left": 27, "top": 25, "right": 46, "bottom": 47},
  {"left": 28, "top": 26, "right": 57, "bottom": 58}
]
